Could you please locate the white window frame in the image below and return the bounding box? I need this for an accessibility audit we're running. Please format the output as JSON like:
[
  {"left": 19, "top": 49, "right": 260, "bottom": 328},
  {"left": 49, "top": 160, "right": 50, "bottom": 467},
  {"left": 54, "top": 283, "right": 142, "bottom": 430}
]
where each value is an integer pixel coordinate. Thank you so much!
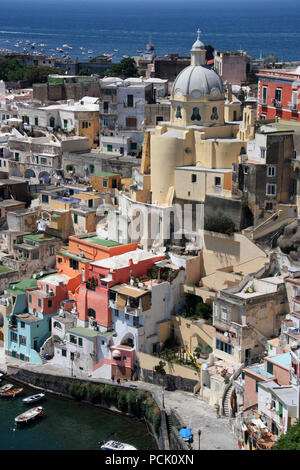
[
  {"left": 243, "top": 166, "right": 248, "bottom": 175},
  {"left": 262, "top": 86, "right": 268, "bottom": 104},
  {"left": 266, "top": 183, "right": 277, "bottom": 196},
  {"left": 221, "top": 307, "right": 228, "bottom": 321},
  {"left": 260, "top": 147, "right": 266, "bottom": 159}
]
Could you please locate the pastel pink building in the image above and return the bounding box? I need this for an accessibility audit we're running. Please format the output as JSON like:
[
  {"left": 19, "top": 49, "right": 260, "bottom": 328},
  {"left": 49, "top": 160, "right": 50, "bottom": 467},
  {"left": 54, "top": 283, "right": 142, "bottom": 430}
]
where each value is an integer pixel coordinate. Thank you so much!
[
  {"left": 77, "top": 250, "right": 165, "bottom": 330},
  {"left": 243, "top": 353, "right": 291, "bottom": 410}
]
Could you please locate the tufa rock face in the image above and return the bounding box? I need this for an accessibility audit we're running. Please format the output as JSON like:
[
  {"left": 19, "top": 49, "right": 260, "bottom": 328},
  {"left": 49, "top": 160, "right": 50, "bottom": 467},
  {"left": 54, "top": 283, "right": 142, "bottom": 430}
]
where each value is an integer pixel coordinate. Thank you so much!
[{"left": 278, "top": 221, "right": 300, "bottom": 260}]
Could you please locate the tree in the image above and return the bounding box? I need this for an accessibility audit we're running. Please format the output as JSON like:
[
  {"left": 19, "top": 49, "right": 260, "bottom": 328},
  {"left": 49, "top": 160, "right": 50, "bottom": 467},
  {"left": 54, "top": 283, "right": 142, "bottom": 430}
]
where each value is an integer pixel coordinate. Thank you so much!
[
  {"left": 109, "top": 57, "right": 139, "bottom": 79},
  {"left": 204, "top": 212, "right": 235, "bottom": 235},
  {"left": 25, "top": 66, "right": 65, "bottom": 85},
  {"left": 0, "top": 57, "right": 27, "bottom": 81},
  {"left": 77, "top": 68, "right": 93, "bottom": 76},
  {"left": 205, "top": 45, "right": 214, "bottom": 61},
  {"left": 154, "top": 361, "right": 166, "bottom": 376},
  {"left": 272, "top": 420, "right": 300, "bottom": 450}
]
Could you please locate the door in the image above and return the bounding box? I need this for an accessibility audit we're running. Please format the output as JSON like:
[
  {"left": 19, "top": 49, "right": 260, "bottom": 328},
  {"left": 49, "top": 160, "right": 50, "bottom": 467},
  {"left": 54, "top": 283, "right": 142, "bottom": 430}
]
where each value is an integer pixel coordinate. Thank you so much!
[{"left": 245, "top": 348, "right": 251, "bottom": 364}]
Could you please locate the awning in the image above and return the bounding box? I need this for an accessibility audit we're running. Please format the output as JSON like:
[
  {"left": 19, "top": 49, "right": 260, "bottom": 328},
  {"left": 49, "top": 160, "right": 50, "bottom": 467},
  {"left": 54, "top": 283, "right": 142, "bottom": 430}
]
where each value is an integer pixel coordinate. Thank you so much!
[
  {"left": 179, "top": 428, "right": 192, "bottom": 440},
  {"left": 112, "top": 350, "right": 121, "bottom": 359}
]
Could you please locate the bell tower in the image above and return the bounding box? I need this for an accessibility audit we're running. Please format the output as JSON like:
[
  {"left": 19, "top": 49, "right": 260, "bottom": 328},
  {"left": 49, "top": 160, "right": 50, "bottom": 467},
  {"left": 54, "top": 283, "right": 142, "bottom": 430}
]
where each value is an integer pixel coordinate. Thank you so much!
[{"left": 190, "top": 29, "right": 206, "bottom": 66}]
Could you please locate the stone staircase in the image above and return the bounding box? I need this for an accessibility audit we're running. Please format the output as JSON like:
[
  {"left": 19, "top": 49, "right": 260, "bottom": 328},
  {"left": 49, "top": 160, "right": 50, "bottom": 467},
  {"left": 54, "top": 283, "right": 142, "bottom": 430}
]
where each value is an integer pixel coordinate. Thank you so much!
[{"left": 222, "top": 383, "right": 233, "bottom": 417}]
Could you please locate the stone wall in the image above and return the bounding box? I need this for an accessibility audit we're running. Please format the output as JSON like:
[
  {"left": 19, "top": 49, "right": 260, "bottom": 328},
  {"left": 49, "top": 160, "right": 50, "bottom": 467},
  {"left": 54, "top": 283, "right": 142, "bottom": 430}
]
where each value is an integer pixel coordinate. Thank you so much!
[
  {"left": 0, "top": 269, "right": 19, "bottom": 294},
  {"left": 204, "top": 194, "right": 250, "bottom": 231},
  {"left": 140, "top": 368, "right": 199, "bottom": 393}
]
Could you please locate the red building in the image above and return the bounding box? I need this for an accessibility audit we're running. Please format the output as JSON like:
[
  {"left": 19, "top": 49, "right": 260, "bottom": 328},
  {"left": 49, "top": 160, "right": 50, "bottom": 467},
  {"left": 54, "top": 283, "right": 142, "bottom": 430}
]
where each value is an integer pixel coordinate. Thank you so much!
[
  {"left": 77, "top": 250, "right": 164, "bottom": 330},
  {"left": 258, "top": 66, "right": 300, "bottom": 121}
]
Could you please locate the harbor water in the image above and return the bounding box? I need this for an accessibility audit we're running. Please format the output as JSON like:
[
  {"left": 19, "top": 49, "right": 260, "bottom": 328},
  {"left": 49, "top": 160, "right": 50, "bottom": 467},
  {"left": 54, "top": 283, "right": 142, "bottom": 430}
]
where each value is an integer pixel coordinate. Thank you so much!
[{"left": 0, "top": 381, "right": 157, "bottom": 450}]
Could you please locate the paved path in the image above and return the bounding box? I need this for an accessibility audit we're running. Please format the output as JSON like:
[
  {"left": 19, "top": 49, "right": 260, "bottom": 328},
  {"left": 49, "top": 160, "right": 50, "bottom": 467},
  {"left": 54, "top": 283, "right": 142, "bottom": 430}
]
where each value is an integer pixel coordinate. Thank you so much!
[{"left": 0, "top": 357, "right": 238, "bottom": 450}]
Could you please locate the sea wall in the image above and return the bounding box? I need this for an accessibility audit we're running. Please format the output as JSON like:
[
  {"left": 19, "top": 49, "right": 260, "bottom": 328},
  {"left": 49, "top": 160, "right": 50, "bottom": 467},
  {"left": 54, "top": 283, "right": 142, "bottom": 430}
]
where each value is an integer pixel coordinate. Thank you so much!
[{"left": 4, "top": 365, "right": 185, "bottom": 450}]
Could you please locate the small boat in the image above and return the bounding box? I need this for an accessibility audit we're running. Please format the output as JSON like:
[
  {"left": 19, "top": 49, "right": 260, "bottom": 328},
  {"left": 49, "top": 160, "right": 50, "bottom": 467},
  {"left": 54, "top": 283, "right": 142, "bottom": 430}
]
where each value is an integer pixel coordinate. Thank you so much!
[
  {"left": 15, "top": 406, "right": 44, "bottom": 425},
  {"left": 0, "top": 387, "right": 23, "bottom": 398},
  {"left": 0, "top": 383, "right": 13, "bottom": 393},
  {"left": 22, "top": 393, "right": 45, "bottom": 404},
  {"left": 100, "top": 440, "right": 137, "bottom": 450}
]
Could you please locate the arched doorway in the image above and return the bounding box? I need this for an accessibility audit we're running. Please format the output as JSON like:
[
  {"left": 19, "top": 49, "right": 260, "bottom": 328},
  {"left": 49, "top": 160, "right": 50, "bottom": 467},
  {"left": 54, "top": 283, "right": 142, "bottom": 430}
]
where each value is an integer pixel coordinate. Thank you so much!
[
  {"left": 39, "top": 171, "right": 51, "bottom": 184},
  {"left": 49, "top": 116, "right": 55, "bottom": 128},
  {"left": 24, "top": 168, "right": 36, "bottom": 179}
]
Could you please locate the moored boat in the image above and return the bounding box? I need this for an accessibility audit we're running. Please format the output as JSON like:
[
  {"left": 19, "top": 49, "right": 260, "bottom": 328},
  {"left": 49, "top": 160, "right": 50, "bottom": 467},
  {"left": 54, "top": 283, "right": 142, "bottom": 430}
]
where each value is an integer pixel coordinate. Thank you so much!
[
  {"left": 100, "top": 440, "right": 137, "bottom": 450},
  {"left": 0, "top": 383, "right": 13, "bottom": 393},
  {"left": 0, "top": 387, "right": 23, "bottom": 398},
  {"left": 15, "top": 406, "right": 44, "bottom": 425},
  {"left": 22, "top": 393, "right": 45, "bottom": 404}
]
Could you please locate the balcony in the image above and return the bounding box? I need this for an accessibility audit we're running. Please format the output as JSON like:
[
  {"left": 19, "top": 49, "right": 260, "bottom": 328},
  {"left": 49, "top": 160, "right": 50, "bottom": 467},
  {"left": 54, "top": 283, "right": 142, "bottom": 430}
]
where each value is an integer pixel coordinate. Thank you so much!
[
  {"left": 272, "top": 99, "right": 282, "bottom": 108},
  {"left": 288, "top": 102, "right": 299, "bottom": 112}
]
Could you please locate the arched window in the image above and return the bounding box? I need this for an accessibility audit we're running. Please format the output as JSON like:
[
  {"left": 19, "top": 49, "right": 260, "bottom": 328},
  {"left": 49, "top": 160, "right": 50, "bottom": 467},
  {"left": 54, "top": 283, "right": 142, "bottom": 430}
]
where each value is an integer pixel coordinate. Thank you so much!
[
  {"left": 191, "top": 107, "right": 201, "bottom": 121},
  {"left": 240, "top": 147, "right": 246, "bottom": 155},
  {"left": 175, "top": 106, "right": 182, "bottom": 119},
  {"left": 211, "top": 107, "right": 219, "bottom": 120},
  {"left": 87, "top": 308, "right": 96, "bottom": 318}
]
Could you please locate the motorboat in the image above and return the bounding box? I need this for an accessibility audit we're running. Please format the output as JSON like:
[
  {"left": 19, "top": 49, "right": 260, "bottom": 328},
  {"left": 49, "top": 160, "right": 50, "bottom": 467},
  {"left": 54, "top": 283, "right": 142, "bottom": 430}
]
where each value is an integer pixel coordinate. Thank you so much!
[
  {"left": 100, "top": 440, "right": 137, "bottom": 450},
  {"left": 22, "top": 393, "right": 45, "bottom": 404},
  {"left": 0, "top": 383, "right": 13, "bottom": 393},
  {"left": 0, "top": 387, "right": 23, "bottom": 398},
  {"left": 15, "top": 406, "right": 44, "bottom": 425}
]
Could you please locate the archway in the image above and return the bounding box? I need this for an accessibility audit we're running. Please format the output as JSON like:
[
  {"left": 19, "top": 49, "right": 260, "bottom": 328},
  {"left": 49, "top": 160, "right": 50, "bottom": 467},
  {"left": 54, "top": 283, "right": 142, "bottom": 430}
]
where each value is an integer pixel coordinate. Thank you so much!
[
  {"left": 24, "top": 168, "right": 36, "bottom": 179},
  {"left": 120, "top": 332, "right": 135, "bottom": 348},
  {"left": 39, "top": 171, "right": 51, "bottom": 184}
]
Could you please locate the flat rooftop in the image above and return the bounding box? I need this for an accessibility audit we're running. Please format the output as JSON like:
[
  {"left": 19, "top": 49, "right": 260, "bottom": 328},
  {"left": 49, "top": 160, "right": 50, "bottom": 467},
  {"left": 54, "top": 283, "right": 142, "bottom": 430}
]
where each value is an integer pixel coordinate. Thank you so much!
[
  {"left": 73, "top": 234, "right": 121, "bottom": 248},
  {"left": 91, "top": 249, "right": 159, "bottom": 270}
]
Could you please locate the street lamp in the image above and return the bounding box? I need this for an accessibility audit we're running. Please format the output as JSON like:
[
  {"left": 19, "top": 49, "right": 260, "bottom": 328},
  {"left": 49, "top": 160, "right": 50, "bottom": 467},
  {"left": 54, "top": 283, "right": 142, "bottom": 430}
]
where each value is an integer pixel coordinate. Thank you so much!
[{"left": 198, "top": 429, "right": 201, "bottom": 450}]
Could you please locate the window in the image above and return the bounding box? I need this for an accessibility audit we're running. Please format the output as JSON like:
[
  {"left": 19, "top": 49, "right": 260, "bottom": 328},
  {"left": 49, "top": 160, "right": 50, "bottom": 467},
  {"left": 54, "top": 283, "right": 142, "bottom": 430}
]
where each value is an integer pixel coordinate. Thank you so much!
[
  {"left": 42, "top": 194, "right": 49, "bottom": 203},
  {"left": 88, "top": 199, "right": 93, "bottom": 208},
  {"left": 260, "top": 148, "right": 266, "bottom": 159},
  {"left": 89, "top": 164, "right": 94, "bottom": 174},
  {"left": 21, "top": 321, "right": 25, "bottom": 328},
  {"left": 267, "top": 166, "right": 276, "bottom": 177},
  {"left": 125, "top": 314, "right": 129, "bottom": 320},
  {"left": 292, "top": 91, "right": 298, "bottom": 109},
  {"left": 87, "top": 308, "right": 96, "bottom": 318},
  {"left": 215, "top": 177, "right": 221, "bottom": 187},
  {"left": 107, "top": 145, "right": 113, "bottom": 152},
  {"left": 130, "top": 142, "right": 137, "bottom": 150},
  {"left": 78, "top": 337, "right": 83, "bottom": 347},
  {"left": 19, "top": 335, "right": 26, "bottom": 346},
  {"left": 54, "top": 321, "right": 62, "bottom": 329},
  {"left": 63, "top": 119, "right": 68, "bottom": 129},
  {"left": 58, "top": 257, "right": 62, "bottom": 264},
  {"left": 211, "top": 106, "right": 219, "bottom": 120},
  {"left": 275, "top": 88, "right": 282, "bottom": 104},
  {"left": 48, "top": 300, "right": 52, "bottom": 308},
  {"left": 127, "top": 94, "right": 134, "bottom": 107},
  {"left": 114, "top": 310, "right": 119, "bottom": 317},
  {"left": 191, "top": 107, "right": 201, "bottom": 121},
  {"left": 69, "top": 335, "right": 77, "bottom": 344},
  {"left": 103, "top": 180, "right": 108, "bottom": 188},
  {"left": 62, "top": 349, "right": 67, "bottom": 357},
  {"left": 267, "top": 361, "right": 274, "bottom": 375},
  {"left": 34, "top": 117, "right": 39, "bottom": 126},
  {"left": 49, "top": 246, "right": 55, "bottom": 256},
  {"left": 74, "top": 214, "right": 78, "bottom": 224},
  {"left": 266, "top": 183, "right": 277, "bottom": 196},
  {"left": 260, "top": 114, "right": 266, "bottom": 120},
  {"left": 191, "top": 174, "right": 197, "bottom": 183},
  {"left": 221, "top": 308, "right": 228, "bottom": 320},
  {"left": 11, "top": 332, "right": 17, "bottom": 343},
  {"left": 266, "top": 202, "right": 273, "bottom": 210},
  {"left": 243, "top": 183, "right": 248, "bottom": 193},
  {"left": 15, "top": 152, "right": 19, "bottom": 162},
  {"left": 216, "top": 339, "right": 233, "bottom": 355},
  {"left": 262, "top": 86, "right": 267, "bottom": 104},
  {"left": 38, "top": 299, "right": 42, "bottom": 308},
  {"left": 69, "top": 259, "right": 79, "bottom": 270},
  {"left": 175, "top": 106, "right": 182, "bottom": 119},
  {"left": 243, "top": 166, "right": 248, "bottom": 174},
  {"left": 28, "top": 294, "right": 32, "bottom": 303},
  {"left": 41, "top": 157, "right": 47, "bottom": 165}
]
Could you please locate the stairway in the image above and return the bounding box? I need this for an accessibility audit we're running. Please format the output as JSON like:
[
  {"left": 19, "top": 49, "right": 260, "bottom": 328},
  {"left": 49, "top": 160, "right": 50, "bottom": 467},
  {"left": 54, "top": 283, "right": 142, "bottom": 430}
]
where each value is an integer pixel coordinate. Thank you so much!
[{"left": 223, "top": 383, "right": 233, "bottom": 417}]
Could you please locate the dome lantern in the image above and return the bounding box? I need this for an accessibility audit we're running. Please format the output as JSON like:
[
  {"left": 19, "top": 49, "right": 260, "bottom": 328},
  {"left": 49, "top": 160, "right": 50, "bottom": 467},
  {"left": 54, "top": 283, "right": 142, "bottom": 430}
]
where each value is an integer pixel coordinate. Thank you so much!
[{"left": 191, "top": 29, "right": 206, "bottom": 66}]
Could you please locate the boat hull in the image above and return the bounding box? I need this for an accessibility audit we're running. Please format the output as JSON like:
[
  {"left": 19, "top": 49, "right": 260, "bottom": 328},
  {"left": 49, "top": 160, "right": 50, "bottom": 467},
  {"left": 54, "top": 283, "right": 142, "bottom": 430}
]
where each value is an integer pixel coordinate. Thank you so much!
[{"left": 15, "top": 407, "right": 44, "bottom": 425}]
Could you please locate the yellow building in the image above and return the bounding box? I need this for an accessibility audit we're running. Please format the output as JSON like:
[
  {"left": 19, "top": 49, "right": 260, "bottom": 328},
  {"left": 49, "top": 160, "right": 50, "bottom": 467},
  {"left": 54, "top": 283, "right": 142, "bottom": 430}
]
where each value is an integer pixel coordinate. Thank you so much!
[{"left": 131, "top": 31, "right": 250, "bottom": 208}]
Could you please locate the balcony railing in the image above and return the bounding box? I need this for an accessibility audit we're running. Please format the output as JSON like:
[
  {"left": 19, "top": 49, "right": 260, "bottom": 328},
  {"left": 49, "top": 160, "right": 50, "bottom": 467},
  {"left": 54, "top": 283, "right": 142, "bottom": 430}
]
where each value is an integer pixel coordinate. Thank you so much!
[{"left": 272, "top": 99, "right": 282, "bottom": 108}]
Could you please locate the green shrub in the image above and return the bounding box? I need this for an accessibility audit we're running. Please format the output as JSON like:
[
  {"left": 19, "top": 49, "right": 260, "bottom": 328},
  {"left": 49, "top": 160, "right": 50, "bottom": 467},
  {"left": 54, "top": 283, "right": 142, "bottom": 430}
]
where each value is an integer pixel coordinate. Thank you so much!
[
  {"left": 204, "top": 212, "right": 235, "bottom": 235},
  {"left": 117, "top": 390, "right": 128, "bottom": 412},
  {"left": 68, "top": 381, "right": 86, "bottom": 401}
]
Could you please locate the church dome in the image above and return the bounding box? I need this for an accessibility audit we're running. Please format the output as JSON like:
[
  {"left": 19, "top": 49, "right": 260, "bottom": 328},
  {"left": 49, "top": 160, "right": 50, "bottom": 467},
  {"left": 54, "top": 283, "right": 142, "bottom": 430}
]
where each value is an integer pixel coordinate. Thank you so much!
[{"left": 172, "top": 64, "right": 224, "bottom": 97}]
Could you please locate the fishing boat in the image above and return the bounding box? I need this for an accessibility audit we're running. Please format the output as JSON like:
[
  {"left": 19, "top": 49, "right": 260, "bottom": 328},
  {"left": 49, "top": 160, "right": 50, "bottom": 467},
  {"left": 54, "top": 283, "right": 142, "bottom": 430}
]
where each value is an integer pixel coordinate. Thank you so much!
[
  {"left": 0, "top": 383, "right": 13, "bottom": 393},
  {"left": 100, "top": 440, "right": 137, "bottom": 451},
  {"left": 0, "top": 387, "right": 23, "bottom": 398},
  {"left": 22, "top": 393, "right": 45, "bottom": 404},
  {"left": 15, "top": 406, "right": 44, "bottom": 425}
]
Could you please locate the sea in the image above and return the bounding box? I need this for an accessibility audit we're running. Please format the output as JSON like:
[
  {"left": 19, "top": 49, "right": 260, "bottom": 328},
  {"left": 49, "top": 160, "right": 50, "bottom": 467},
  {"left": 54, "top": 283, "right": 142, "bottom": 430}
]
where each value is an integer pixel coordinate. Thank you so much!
[
  {"left": 0, "top": 379, "right": 157, "bottom": 450},
  {"left": 0, "top": 0, "right": 299, "bottom": 64}
]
